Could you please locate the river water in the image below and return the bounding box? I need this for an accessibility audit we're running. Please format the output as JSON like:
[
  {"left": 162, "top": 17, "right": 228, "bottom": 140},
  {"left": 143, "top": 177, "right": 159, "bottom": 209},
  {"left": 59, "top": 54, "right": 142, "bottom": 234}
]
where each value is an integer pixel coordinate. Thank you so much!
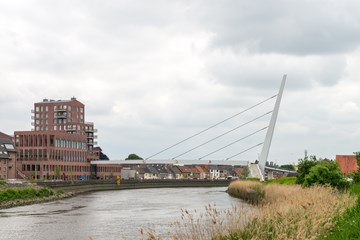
[{"left": 0, "top": 187, "right": 249, "bottom": 239}]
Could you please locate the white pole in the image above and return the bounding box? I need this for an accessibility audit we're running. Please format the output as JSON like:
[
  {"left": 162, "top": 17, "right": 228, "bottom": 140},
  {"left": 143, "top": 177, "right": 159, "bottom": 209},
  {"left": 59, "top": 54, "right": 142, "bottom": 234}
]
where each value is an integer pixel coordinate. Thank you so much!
[{"left": 258, "top": 75, "right": 287, "bottom": 181}]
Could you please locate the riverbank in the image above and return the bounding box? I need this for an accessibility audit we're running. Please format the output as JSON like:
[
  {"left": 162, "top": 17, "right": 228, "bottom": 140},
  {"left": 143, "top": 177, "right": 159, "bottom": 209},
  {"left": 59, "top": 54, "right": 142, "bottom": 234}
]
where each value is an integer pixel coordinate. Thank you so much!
[
  {"left": 217, "top": 180, "right": 356, "bottom": 240},
  {"left": 0, "top": 187, "right": 74, "bottom": 210},
  {"left": 147, "top": 180, "right": 356, "bottom": 240},
  {"left": 0, "top": 179, "right": 230, "bottom": 209}
]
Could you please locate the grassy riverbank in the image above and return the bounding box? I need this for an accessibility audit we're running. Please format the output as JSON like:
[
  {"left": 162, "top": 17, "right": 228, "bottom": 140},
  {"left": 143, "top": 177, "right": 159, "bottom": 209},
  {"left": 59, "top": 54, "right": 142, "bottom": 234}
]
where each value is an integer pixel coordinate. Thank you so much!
[
  {"left": 146, "top": 180, "right": 356, "bottom": 240},
  {"left": 0, "top": 187, "right": 73, "bottom": 209},
  {"left": 219, "top": 181, "right": 356, "bottom": 240},
  {"left": 323, "top": 183, "right": 360, "bottom": 239}
]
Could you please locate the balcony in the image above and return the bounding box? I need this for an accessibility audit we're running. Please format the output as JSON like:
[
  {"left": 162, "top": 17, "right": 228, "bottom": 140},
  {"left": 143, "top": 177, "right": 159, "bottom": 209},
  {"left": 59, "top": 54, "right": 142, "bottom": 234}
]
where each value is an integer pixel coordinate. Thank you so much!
[
  {"left": 31, "top": 109, "right": 34, "bottom": 113},
  {"left": 31, "top": 116, "right": 34, "bottom": 120},
  {"left": 65, "top": 127, "right": 77, "bottom": 132},
  {"left": 54, "top": 113, "right": 67, "bottom": 118},
  {"left": 54, "top": 108, "right": 66, "bottom": 112},
  {"left": 85, "top": 128, "right": 97, "bottom": 133}
]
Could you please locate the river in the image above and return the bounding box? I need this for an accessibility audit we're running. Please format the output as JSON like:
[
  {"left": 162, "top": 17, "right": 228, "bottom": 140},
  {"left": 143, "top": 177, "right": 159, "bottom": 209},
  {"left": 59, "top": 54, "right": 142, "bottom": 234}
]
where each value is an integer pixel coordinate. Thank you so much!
[{"left": 0, "top": 187, "right": 249, "bottom": 239}]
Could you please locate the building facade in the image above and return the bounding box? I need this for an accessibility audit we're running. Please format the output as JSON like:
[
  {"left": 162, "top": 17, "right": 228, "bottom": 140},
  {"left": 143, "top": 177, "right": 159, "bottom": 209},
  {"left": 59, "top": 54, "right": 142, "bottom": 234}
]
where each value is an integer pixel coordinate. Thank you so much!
[
  {"left": 14, "top": 98, "right": 99, "bottom": 180},
  {"left": 0, "top": 136, "right": 17, "bottom": 179}
]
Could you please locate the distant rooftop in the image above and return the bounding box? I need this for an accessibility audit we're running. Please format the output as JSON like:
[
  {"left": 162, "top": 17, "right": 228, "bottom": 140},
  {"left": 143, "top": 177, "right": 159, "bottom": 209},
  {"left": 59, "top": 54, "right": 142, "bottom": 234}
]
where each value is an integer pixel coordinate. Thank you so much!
[{"left": 36, "top": 97, "right": 80, "bottom": 104}]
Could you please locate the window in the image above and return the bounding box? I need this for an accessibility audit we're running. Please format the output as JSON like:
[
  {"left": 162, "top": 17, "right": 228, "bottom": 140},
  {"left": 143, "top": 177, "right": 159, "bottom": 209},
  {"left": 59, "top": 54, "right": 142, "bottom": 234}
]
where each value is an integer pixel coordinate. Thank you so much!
[
  {"left": 45, "top": 106, "right": 48, "bottom": 112},
  {"left": 4, "top": 143, "right": 15, "bottom": 150},
  {"left": 35, "top": 106, "right": 39, "bottom": 112},
  {"left": 40, "top": 106, "right": 43, "bottom": 112},
  {"left": 80, "top": 107, "right": 83, "bottom": 113}
]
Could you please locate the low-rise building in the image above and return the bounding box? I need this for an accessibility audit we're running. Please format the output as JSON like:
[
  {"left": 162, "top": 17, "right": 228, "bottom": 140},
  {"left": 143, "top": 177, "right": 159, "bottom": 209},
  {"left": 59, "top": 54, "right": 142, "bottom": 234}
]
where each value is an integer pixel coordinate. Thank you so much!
[
  {"left": 0, "top": 137, "right": 17, "bottom": 179},
  {"left": 336, "top": 155, "right": 359, "bottom": 175}
]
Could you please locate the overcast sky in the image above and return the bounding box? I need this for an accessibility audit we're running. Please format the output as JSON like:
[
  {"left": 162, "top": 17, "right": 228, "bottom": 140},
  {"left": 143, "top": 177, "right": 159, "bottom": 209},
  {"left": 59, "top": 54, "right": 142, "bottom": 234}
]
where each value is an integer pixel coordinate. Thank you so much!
[{"left": 1, "top": 0, "right": 360, "bottom": 165}]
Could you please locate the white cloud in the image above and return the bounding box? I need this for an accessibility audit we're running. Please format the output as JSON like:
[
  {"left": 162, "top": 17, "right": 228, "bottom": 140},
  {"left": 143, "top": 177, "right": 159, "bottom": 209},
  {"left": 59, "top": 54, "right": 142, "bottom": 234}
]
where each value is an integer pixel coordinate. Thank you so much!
[{"left": 0, "top": 0, "right": 359, "bottom": 164}]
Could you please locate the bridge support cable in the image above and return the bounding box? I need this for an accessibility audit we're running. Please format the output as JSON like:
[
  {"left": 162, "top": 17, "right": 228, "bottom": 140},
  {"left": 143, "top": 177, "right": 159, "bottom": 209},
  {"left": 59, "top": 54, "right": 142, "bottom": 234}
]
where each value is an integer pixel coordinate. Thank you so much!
[
  {"left": 225, "top": 142, "right": 264, "bottom": 160},
  {"left": 145, "top": 94, "right": 277, "bottom": 160},
  {"left": 171, "top": 111, "right": 272, "bottom": 160},
  {"left": 198, "top": 126, "right": 268, "bottom": 160}
]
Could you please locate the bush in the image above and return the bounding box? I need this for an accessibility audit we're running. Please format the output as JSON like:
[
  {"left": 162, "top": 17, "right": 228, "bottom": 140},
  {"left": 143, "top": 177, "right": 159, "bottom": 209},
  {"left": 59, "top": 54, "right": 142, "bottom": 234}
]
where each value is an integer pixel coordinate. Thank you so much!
[
  {"left": 303, "top": 161, "right": 350, "bottom": 189},
  {"left": 352, "top": 171, "right": 360, "bottom": 183},
  {"left": 296, "top": 156, "right": 318, "bottom": 184},
  {"left": 0, "top": 187, "right": 55, "bottom": 203}
]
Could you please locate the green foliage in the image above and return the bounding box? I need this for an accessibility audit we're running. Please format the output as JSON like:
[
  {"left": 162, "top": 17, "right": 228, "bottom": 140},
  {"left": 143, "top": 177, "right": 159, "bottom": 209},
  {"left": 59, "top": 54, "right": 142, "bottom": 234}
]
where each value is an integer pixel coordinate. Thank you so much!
[
  {"left": 324, "top": 183, "right": 360, "bottom": 240},
  {"left": 352, "top": 171, "right": 360, "bottom": 183},
  {"left": 279, "top": 164, "right": 296, "bottom": 171},
  {"left": 355, "top": 152, "right": 360, "bottom": 168},
  {"left": 125, "top": 153, "right": 143, "bottom": 160},
  {"left": 239, "top": 166, "right": 250, "bottom": 179},
  {"left": 296, "top": 155, "right": 318, "bottom": 184},
  {"left": 265, "top": 176, "right": 297, "bottom": 185},
  {"left": 0, "top": 187, "right": 55, "bottom": 202},
  {"left": 266, "top": 161, "right": 279, "bottom": 168},
  {"left": 303, "top": 161, "right": 350, "bottom": 189},
  {"left": 55, "top": 166, "right": 61, "bottom": 179}
]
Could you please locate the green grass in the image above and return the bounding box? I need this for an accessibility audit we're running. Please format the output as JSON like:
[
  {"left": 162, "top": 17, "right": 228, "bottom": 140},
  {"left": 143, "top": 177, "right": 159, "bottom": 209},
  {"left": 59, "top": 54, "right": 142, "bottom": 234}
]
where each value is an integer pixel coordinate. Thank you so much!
[
  {"left": 0, "top": 187, "right": 55, "bottom": 202},
  {"left": 324, "top": 183, "right": 360, "bottom": 240},
  {"left": 265, "top": 176, "right": 297, "bottom": 185}
]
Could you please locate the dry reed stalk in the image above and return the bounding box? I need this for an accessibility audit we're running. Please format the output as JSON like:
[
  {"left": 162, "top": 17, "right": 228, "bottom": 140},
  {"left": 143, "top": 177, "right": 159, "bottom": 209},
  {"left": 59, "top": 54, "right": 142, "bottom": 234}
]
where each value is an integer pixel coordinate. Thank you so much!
[
  {"left": 146, "top": 182, "right": 356, "bottom": 240},
  {"left": 236, "top": 184, "right": 356, "bottom": 240}
]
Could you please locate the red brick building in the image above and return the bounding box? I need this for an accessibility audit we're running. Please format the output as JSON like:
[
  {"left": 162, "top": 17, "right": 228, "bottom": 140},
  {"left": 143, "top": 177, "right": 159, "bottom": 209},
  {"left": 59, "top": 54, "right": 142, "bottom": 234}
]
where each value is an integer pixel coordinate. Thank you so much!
[
  {"left": 14, "top": 98, "right": 99, "bottom": 180},
  {"left": 0, "top": 132, "right": 17, "bottom": 179},
  {"left": 336, "top": 155, "right": 359, "bottom": 175}
]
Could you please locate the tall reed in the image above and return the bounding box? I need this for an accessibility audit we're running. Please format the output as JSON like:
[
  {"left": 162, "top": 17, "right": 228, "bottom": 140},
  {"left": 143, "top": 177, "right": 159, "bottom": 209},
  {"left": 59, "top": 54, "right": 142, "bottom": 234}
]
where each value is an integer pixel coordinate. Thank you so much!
[{"left": 145, "top": 181, "right": 356, "bottom": 240}]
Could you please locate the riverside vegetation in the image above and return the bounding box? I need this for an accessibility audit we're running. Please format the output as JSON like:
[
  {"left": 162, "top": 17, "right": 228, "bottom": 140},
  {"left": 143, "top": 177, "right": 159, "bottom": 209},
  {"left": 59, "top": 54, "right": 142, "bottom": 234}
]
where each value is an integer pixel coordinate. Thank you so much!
[
  {"left": 0, "top": 184, "right": 73, "bottom": 209},
  {"left": 145, "top": 156, "right": 360, "bottom": 240}
]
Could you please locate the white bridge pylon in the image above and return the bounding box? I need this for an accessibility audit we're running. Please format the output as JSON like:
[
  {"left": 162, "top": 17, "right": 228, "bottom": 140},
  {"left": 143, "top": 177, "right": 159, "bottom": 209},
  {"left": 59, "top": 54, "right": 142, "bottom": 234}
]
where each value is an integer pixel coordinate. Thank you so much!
[
  {"left": 258, "top": 75, "right": 287, "bottom": 180},
  {"left": 144, "top": 75, "right": 287, "bottom": 174}
]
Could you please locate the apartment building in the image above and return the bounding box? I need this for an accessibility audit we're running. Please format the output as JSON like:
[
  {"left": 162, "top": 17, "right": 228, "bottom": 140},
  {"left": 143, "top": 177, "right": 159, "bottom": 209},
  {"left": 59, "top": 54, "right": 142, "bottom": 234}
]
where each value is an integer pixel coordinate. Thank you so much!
[
  {"left": 0, "top": 133, "right": 17, "bottom": 179},
  {"left": 14, "top": 97, "right": 99, "bottom": 180}
]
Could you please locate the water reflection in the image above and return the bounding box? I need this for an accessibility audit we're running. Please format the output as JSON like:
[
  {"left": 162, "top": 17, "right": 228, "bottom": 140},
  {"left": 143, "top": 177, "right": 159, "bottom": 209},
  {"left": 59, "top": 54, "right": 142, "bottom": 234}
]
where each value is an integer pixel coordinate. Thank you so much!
[{"left": 0, "top": 187, "right": 248, "bottom": 239}]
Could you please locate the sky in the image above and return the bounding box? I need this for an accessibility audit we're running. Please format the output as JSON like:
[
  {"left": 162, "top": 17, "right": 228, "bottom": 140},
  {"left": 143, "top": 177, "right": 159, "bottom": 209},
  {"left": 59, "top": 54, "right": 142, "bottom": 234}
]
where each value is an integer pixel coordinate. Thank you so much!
[{"left": 1, "top": 0, "right": 360, "bottom": 165}]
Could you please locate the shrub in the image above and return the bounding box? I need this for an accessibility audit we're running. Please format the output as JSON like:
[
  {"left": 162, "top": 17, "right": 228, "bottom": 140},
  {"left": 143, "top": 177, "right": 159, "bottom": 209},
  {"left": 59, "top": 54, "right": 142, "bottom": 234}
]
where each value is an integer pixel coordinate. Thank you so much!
[
  {"left": 303, "top": 161, "right": 350, "bottom": 189},
  {"left": 0, "top": 187, "right": 55, "bottom": 203},
  {"left": 296, "top": 156, "right": 318, "bottom": 184},
  {"left": 352, "top": 171, "right": 360, "bottom": 183}
]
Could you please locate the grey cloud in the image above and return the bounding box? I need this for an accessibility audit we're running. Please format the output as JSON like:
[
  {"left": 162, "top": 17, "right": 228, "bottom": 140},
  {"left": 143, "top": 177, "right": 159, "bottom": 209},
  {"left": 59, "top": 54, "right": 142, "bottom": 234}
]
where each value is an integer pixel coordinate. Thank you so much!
[{"left": 190, "top": 0, "right": 360, "bottom": 55}]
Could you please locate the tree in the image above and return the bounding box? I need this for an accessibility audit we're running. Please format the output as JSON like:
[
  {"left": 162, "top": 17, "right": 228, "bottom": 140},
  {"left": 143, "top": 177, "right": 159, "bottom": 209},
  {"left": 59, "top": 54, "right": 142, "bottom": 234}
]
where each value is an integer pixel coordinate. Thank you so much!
[
  {"left": 355, "top": 152, "right": 360, "bottom": 168},
  {"left": 296, "top": 155, "right": 318, "bottom": 184},
  {"left": 239, "top": 166, "right": 250, "bottom": 179},
  {"left": 125, "top": 153, "right": 143, "bottom": 160},
  {"left": 303, "top": 161, "right": 349, "bottom": 189},
  {"left": 55, "top": 166, "right": 61, "bottom": 180},
  {"left": 266, "top": 161, "right": 279, "bottom": 168},
  {"left": 279, "top": 164, "right": 295, "bottom": 171}
]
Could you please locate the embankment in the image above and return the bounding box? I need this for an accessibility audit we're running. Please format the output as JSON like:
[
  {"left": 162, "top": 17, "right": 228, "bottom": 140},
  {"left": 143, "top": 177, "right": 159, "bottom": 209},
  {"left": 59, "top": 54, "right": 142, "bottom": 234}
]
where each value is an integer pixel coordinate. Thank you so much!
[{"left": 37, "top": 179, "right": 230, "bottom": 194}]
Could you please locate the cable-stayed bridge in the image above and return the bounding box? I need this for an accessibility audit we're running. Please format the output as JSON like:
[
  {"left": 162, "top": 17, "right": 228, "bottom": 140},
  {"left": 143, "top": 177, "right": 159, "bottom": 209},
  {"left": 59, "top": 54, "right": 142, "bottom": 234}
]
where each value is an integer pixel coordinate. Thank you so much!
[
  {"left": 149, "top": 75, "right": 286, "bottom": 180},
  {"left": 96, "top": 75, "right": 289, "bottom": 180}
]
